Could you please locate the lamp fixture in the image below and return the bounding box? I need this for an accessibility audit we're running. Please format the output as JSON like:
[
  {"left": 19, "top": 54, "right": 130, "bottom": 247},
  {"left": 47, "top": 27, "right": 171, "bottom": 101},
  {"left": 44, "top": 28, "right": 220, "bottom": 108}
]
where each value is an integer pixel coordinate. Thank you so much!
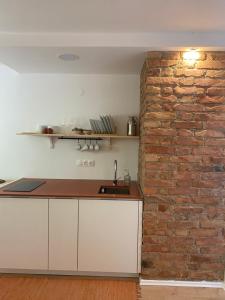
[
  {"left": 183, "top": 49, "right": 200, "bottom": 61},
  {"left": 58, "top": 53, "right": 80, "bottom": 61}
]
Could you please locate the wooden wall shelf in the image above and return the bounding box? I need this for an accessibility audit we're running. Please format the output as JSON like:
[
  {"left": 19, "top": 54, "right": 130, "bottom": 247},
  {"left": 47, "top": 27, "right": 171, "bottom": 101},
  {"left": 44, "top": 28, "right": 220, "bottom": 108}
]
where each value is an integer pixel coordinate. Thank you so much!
[{"left": 17, "top": 132, "right": 139, "bottom": 149}]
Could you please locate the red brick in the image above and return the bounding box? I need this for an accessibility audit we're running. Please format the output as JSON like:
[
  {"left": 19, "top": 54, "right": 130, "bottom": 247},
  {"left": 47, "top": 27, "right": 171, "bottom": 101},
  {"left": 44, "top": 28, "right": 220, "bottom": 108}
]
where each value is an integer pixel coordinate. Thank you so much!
[
  {"left": 146, "top": 103, "right": 162, "bottom": 111},
  {"left": 175, "top": 196, "right": 193, "bottom": 204},
  {"left": 146, "top": 85, "right": 161, "bottom": 95},
  {"left": 196, "top": 237, "right": 224, "bottom": 246},
  {"left": 168, "top": 187, "right": 198, "bottom": 195},
  {"left": 177, "top": 129, "right": 194, "bottom": 137},
  {"left": 206, "top": 120, "right": 225, "bottom": 129},
  {"left": 145, "top": 162, "right": 177, "bottom": 171},
  {"left": 143, "top": 244, "right": 169, "bottom": 253},
  {"left": 195, "top": 129, "right": 225, "bottom": 138},
  {"left": 145, "top": 154, "right": 161, "bottom": 162},
  {"left": 192, "top": 147, "right": 224, "bottom": 156},
  {"left": 162, "top": 52, "right": 181, "bottom": 60},
  {"left": 145, "top": 146, "right": 174, "bottom": 154},
  {"left": 174, "top": 137, "right": 204, "bottom": 146},
  {"left": 143, "top": 120, "right": 161, "bottom": 128},
  {"left": 205, "top": 105, "right": 225, "bottom": 111},
  {"left": 179, "top": 77, "right": 194, "bottom": 86},
  {"left": 195, "top": 78, "right": 225, "bottom": 87},
  {"left": 161, "top": 60, "right": 178, "bottom": 67},
  {"left": 171, "top": 155, "right": 202, "bottom": 163},
  {"left": 177, "top": 112, "right": 193, "bottom": 121},
  {"left": 175, "top": 69, "right": 205, "bottom": 77},
  {"left": 142, "top": 136, "right": 173, "bottom": 145},
  {"left": 174, "top": 86, "right": 204, "bottom": 96},
  {"left": 146, "top": 77, "right": 179, "bottom": 85},
  {"left": 175, "top": 147, "right": 193, "bottom": 156},
  {"left": 192, "top": 197, "right": 220, "bottom": 205},
  {"left": 143, "top": 186, "right": 158, "bottom": 196},
  {"left": 175, "top": 229, "right": 188, "bottom": 236},
  {"left": 206, "top": 70, "right": 225, "bottom": 78},
  {"left": 207, "top": 87, "right": 225, "bottom": 96},
  {"left": 174, "top": 103, "right": 204, "bottom": 112},
  {"left": 201, "top": 172, "right": 225, "bottom": 180},
  {"left": 200, "top": 220, "right": 225, "bottom": 229},
  {"left": 161, "top": 87, "right": 173, "bottom": 96},
  {"left": 192, "top": 180, "right": 221, "bottom": 189},
  {"left": 206, "top": 112, "right": 225, "bottom": 120},
  {"left": 147, "top": 51, "right": 162, "bottom": 59},
  {"left": 190, "top": 255, "right": 219, "bottom": 263},
  {"left": 168, "top": 221, "right": 199, "bottom": 230},
  {"left": 161, "top": 68, "right": 174, "bottom": 76},
  {"left": 158, "top": 204, "right": 169, "bottom": 212},
  {"left": 173, "top": 172, "right": 198, "bottom": 180},
  {"left": 148, "top": 94, "right": 178, "bottom": 103},
  {"left": 174, "top": 121, "right": 202, "bottom": 129},
  {"left": 146, "top": 59, "right": 161, "bottom": 68},
  {"left": 196, "top": 60, "right": 225, "bottom": 69},
  {"left": 200, "top": 246, "right": 225, "bottom": 255},
  {"left": 145, "top": 179, "right": 175, "bottom": 187},
  {"left": 190, "top": 229, "right": 218, "bottom": 237},
  {"left": 194, "top": 113, "right": 209, "bottom": 121},
  {"left": 174, "top": 206, "right": 203, "bottom": 214},
  {"left": 198, "top": 96, "right": 225, "bottom": 104},
  {"left": 146, "top": 112, "right": 175, "bottom": 120},
  {"left": 208, "top": 52, "right": 225, "bottom": 60},
  {"left": 190, "top": 271, "right": 221, "bottom": 280},
  {"left": 147, "top": 68, "right": 161, "bottom": 77},
  {"left": 146, "top": 128, "right": 176, "bottom": 136},
  {"left": 200, "top": 263, "right": 225, "bottom": 271}
]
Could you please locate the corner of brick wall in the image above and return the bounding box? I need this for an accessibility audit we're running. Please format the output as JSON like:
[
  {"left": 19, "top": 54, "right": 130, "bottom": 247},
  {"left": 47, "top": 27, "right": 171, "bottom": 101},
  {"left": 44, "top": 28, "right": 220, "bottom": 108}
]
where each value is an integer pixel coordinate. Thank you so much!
[{"left": 139, "top": 51, "right": 225, "bottom": 281}]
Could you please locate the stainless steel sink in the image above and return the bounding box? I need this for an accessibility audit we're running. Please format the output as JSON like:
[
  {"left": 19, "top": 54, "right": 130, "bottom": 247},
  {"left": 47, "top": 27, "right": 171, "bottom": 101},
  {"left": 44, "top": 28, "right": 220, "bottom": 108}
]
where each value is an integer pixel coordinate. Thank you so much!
[{"left": 98, "top": 185, "right": 130, "bottom": 195}]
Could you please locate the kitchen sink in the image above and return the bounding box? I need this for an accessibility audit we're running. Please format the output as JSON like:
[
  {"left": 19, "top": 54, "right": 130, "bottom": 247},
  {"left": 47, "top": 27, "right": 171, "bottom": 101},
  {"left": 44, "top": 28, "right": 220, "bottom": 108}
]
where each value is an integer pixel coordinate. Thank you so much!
[{"left": 98, "top": 185, "right": 130, "bottom": 195}]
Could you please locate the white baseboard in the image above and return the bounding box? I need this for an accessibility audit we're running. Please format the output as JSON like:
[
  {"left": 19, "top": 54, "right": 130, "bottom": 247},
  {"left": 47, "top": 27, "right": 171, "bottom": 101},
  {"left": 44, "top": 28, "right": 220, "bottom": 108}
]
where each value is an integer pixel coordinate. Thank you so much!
[{"left": 140, "top": 279, "right": 225, "bottom": 289}]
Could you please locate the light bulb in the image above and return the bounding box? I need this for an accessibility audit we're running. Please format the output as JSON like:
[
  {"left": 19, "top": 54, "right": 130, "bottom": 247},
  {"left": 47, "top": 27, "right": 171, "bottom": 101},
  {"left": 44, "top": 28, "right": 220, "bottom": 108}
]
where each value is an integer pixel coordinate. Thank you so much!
[{"left": 183, "top": 49, "right": 200, "bottom": 61}]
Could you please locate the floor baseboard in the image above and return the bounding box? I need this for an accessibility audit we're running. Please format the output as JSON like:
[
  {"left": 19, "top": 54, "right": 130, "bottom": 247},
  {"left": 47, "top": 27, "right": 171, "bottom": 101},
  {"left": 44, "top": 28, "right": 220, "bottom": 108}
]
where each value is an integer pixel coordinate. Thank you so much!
[{"left": 140, "top": 279, "right": 225, "bottom": 289}]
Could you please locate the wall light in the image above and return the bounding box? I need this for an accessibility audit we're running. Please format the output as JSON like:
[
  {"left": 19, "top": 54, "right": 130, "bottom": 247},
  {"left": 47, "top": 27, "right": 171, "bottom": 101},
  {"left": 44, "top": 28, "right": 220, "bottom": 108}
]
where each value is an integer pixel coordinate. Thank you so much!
[{"left": 183, "top": 49, "right": 200, "bottom": 61}]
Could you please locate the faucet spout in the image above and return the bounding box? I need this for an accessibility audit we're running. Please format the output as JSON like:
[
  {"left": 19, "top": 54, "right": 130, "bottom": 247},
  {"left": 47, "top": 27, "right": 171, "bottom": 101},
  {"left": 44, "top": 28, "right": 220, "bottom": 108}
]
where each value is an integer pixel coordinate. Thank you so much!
[{"left": 113, "top": 160, "right": 118, "bottom": 185}]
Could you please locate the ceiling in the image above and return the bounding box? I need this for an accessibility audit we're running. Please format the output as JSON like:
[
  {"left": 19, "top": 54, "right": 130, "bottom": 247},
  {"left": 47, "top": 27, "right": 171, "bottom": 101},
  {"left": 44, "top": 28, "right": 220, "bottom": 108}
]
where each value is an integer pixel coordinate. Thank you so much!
[
  {"left": 0, "top": 47, "right": 146, "bottom": 74},
  {"left": 0, "top": 0, "right": 225, "bottom": 32},
  {"left": 0, "top": 0, "right": 225, "bottom": 74}
]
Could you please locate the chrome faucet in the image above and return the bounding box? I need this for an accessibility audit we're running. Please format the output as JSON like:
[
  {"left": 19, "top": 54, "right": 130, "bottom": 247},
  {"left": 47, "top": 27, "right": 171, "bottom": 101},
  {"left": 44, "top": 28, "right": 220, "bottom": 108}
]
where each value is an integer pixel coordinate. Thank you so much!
[{"left": 113, "top": 160, "right": 118, "bottom": 185}]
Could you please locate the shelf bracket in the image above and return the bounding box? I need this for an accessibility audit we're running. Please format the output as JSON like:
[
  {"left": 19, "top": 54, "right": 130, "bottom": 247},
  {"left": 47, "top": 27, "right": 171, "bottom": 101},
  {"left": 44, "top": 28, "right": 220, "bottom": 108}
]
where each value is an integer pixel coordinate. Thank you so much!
[{"left": 49, "top": 137, "right": 58, "bottom": 149}]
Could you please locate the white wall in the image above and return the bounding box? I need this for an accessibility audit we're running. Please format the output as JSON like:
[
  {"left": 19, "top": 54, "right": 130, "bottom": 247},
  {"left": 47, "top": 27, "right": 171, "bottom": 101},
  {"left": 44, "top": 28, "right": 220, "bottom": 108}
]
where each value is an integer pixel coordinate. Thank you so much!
[{"left": 0, "top": 73, "right": 139, "bottom": 181}]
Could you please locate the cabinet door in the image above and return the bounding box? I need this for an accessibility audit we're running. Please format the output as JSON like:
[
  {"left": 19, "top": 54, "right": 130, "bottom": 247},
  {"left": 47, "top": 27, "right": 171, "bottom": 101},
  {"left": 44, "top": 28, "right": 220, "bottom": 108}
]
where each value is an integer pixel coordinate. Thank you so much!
[
  {"left": 78, "top": 199, "right": 139, "bottom": 273},
  {"left": 0, "top": 198, "right": 48, "bottom": 270},
  {"left": 49, "top": 199, "right": 78, "bottom": 271}
]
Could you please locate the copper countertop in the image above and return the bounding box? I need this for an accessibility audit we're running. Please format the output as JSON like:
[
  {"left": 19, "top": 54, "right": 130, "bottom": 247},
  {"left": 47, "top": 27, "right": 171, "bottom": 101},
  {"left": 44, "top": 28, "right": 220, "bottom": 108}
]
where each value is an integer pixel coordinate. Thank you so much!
[{"left": 0, "top": 178, "right": 142, "bottom": 200}]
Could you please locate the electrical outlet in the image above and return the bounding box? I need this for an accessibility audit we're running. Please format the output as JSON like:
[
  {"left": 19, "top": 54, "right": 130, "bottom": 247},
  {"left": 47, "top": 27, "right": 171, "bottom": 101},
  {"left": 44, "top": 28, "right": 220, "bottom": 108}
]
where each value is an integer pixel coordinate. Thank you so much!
[
  {"left": 88, "top": 160, "right": 95, "bottom": 167},
  {"left": 83, "top": 160, "right": 89, "bottom": 167},
  {"left": 76, "top": 160, "right": 95, "bottom": 167},
  {"left": 76, "top": 160, "right": 83, "bottom": 166}
]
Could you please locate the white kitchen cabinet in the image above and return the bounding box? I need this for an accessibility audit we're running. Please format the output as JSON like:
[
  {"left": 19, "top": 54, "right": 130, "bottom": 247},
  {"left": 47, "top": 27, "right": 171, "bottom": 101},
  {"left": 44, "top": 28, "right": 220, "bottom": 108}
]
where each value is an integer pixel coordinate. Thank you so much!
[
  {"left": 78, "top": 199, "right": 140, "bottom": 273},
  {"left": 0, "top": 197, "right": 48, "bottom": 270},
  {"left": 49, "top": 198, "right": 78, "bottom": 271}
]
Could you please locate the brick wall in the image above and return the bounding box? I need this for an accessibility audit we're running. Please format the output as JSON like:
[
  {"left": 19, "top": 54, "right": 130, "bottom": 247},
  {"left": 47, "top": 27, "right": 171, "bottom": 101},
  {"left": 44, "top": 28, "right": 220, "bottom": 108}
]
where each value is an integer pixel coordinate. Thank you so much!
[{"left": 139, "top": 51, "right": 225, "bottom": 281}]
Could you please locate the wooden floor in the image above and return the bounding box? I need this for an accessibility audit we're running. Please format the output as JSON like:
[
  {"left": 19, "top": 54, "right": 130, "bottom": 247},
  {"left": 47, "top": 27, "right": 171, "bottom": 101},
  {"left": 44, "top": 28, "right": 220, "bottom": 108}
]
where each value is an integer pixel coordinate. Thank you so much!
[
  {"left": 141, "top": 286, "right": 225, "bottom": 300},
  {"left": 0, "top": 275, "right": 224, "bottom": 300},
  {"left": 0, "top": 275, "right": 138, "bottom": 300}
]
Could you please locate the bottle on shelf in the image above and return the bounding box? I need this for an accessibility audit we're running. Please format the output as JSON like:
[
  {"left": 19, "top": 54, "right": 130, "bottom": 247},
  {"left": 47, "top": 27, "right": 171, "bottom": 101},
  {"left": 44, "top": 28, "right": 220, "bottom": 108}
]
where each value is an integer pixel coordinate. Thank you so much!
[
  {"left": 124, "top": 169, "right": 131, "bottom": 186},
  {"left": 127, "top": 116, "right": 137, "bottom": 136}
]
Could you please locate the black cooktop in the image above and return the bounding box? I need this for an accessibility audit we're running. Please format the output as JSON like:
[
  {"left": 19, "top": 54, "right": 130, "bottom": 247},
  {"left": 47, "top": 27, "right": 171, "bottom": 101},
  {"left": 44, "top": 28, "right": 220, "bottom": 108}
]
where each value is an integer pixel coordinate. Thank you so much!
[{"left": 3, "top": 179, "right": 46, "bottom": 192}]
